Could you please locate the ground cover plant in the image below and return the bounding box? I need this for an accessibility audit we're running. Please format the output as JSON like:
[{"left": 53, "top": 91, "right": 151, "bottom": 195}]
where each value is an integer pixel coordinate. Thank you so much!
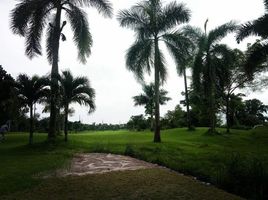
[{"left": 0, "top": 127, "right": 267, "bottom": 199}]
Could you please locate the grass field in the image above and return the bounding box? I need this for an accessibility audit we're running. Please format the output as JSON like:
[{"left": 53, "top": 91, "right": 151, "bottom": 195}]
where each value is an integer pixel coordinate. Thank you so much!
[{"left": 0, "top": 127, "right": 267, "bottom": 199}]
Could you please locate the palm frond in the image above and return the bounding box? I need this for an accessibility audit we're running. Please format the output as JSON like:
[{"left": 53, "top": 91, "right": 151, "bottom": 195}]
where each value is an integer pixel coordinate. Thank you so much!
[
  {"left": 207, "top": 21, "right": 237, "bottom": 46},
  {"left": 244, "top": 41, "right": 268, "bottom": 77},
  {"left": 126, "top": 39, "right": 153, "bottom": 82},
  {"left": 46, "top": 18, "right": 55, "bottom": 64},
  {"left": 10, "top": 0, "right": 40, "bottom": 36},
  {"left": 71, "top": 0, "right": 113, "bottom": 17},
  {"left": 117, "top": 8, "right": 148, "bottom": 30},
  {"left": 65, "top": 4, "right": 92, "bottom": 63},
  {"left": 158, "top": 1, "right": 190, "bottom": 33},
  {"left": 264, "top": 0, "right": 268, "bottom": 12},
  {"left": 236, "top": 15, "right": 268, "bottom": 42},
  {"left": 157, "top": 48, "right": 167, "bottom": 83}
]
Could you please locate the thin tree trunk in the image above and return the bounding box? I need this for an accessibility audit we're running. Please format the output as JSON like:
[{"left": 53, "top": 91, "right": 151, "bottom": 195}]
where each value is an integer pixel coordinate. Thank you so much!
[
  {"left": 226, "top": 94, "right": 230, "bottom": 133},
  {"left": 48, "top": 5, "right": 62, "bottom": 141},
  {"left": 64, "top": 104, "right": 68, "bottom": 142},
  {"left": 183, "top": 68, "right": 191, "bottom": 130},
  {"left": 29, "top": 104, "right": 33, "bottom": 145},
  {"left": 154, "top": 38, "right": 161, "bottom": 143}
]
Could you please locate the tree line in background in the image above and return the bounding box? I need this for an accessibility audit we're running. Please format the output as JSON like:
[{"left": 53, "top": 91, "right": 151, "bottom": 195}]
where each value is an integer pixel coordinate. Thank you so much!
[{"left": 1, "top": 0, "right": 268, "bottom": 144}]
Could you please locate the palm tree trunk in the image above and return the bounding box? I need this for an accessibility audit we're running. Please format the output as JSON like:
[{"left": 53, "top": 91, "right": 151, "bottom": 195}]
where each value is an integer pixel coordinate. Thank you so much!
[
  {"left": 183, "top": 68, "right": 191, "bottom": 130},
  {"left": 150, "top": 112, "right": 154, "bottom": 132},
  {"left": 226, "top": 94, "right": 230, "bottom": 133},
  {"left": 208, "top": 60, "right": 216, "bottom": 135},
  {"left": 29, "top": 104, "right": 33, "bottom": 145},
  {"left": 48, "top": 4, "right": 62, "bottom": 141},
  {"left": 64, "top": 104, "right": 68, "bottom": 142},
  {"left": 154, "top": 38, "right": 161, "bottom": 143}
]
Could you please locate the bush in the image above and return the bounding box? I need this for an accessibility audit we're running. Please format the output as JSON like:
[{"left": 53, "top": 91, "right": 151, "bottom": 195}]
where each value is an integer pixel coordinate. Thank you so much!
[
  {"left": 124, "top": 144, "right": 135, "bottom": 156},
  {"left": 217, "top": 153, "right": 268, "bottom": 199}
]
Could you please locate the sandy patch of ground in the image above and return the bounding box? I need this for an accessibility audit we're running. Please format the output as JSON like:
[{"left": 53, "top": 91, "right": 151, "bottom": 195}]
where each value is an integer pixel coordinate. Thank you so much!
[{"left": 58, "top": 153, "right": 159, "bottom": 177}]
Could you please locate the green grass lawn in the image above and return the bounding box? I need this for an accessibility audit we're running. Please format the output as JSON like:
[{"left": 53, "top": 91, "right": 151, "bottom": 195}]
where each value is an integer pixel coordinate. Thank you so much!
[{"left": 0, "top": 127, "right": 267, "bottom": 199}]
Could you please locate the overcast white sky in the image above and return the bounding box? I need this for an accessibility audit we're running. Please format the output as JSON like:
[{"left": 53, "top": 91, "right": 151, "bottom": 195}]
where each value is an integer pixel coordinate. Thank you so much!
[{"left": 0, "top": 0, "right": 266, "bottom": 124}]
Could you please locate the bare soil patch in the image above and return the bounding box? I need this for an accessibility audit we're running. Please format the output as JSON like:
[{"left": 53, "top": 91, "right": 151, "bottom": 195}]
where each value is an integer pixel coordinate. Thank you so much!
[{"left": 58, "top": 153, "right": 159, "bottom": 176}]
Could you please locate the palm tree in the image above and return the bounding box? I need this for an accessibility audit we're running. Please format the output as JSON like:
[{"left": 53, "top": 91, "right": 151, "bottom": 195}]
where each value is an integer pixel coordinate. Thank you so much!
[
  {"left": 59, "top": 70, "right": 95, "bottom": 142},
  {"left": 133, "top": 83, "right": 171, "bottom": 131},
  {"left": 15, "top": 74, "right": 49, "bottom": 145},
  {"left": 10, "top": 0, "right": 112, "bottom": 140},
  {"left": 172, "top": 26, "right": 199, "bottom": 130},
  {"left": 236, "top": 0, "right": 268, "bottom": 76},
  {"left": 118, "top": 0, "right": 191, "bottom": 142},
  {"left": 191, "top": 20, "right": 237, "bottom": 134}
]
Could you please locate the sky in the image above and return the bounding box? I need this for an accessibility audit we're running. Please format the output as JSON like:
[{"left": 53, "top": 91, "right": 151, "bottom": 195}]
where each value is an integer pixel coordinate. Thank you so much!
[{"left": 0, "top": 0, "right": 266, "bottom": 124}]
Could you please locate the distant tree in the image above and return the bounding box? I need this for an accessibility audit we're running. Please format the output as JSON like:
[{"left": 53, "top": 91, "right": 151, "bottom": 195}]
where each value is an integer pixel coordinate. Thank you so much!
[
  {"left": 0, "top": 65, "right": 16, "bottom": 125},
  {"left": 161, "top": 105, "right": 186, "bottom": 129},
  {"left": 191, "top": 20, "right": 237, "bottom": 134},
  {"left": 59, "top": 70, "right": 95, "bottom": 141},
  {"left": 218, "top": 48, "right": 268, "bottom": 132},
  {"left": 127, "top": 115, "right": 148, "bottom": 131},
  {"left": 10, "top": 0, "right": 113, "bottom": 140},
  {"left": 118, "top": 0, "right": 191, "bottom": 142},
  {"left": 133, "top": 83, "right": 171, "bottom": 131},
  {"left": 236, "top": 99, "right": 268, "bottom": 127},
  {"left": 15, "top": 74, "right": 49, "bottom": 145},
  {"left": 236, "top": 0, "right": 268, "bottom": 77}
]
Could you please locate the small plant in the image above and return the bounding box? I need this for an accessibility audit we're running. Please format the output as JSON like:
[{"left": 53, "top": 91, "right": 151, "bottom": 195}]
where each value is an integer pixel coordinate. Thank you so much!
[{"left": 124, "top": 144, "right": 135, "bottom": 156}]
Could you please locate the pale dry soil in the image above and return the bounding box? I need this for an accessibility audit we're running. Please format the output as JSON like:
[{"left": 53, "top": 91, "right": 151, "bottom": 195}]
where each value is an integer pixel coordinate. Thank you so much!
[{"left": 60, "top": 153, "right": 159, "bottom": 176}]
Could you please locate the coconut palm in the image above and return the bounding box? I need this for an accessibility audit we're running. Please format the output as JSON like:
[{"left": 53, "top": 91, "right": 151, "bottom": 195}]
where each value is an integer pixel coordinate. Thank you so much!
[
  {"left": 59, "top": 70, "right": 95, "bottom": 142},
  {"left": 133, "top": 83, "right": 171, "bottom": 131},
  {"left": 15, "top": 74, "right": 49, "bottom": 145},
  {"left": 118, "top": 0, "right": 191, "bottom": 142},
  {"left": 10, "top": 0, "right": 112, "bottom": 140},
  {"left": 191, "top": 20, "right": 237, "bottom": 134},
  {"left": 236, "top": 0, "right": 268, "bottom": 76}
]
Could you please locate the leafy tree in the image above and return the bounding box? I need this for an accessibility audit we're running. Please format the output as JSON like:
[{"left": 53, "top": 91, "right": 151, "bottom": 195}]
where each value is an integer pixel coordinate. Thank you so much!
[
  {"left": 236, "top": 99, "right": 268, "bottom": 127},
  {"left": 127, "top": 115, "right": 149, "bottom": 131},
  {"left": 0, "top": 65, "right": 16, "bottom": 125},
  {"left": 59, "top": 70, "right": 95, "bottom": 141},
  {"left": 118, "top": 0, "right": 191, "bottom": 142},
  {"left": 236, "top": 0, "right": 268, "bottom": 76},
  {"left": 218, "top": 48, "right": 268, "bottom": 132},
  {"left": 133, "top": 83, "right": 171, "bottom": 131},
  {"left": 10, "top": 0, "right": 113, "bottom": 140},
  {"left": 161, "top": 105, "right": 186, "bottom": 129},
  {"left": 15, "top": 74, "right": 49, "bottom": 145},
  {"left": 190, "top": 20, "right": 237, "bottom": 134}
]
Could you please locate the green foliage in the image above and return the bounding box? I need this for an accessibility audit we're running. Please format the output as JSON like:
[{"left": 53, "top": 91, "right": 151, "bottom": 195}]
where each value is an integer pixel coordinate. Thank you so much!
[
  {"left": 1, "top": 128, "right": 268, "bottom": 199},
  {"left": 161, "top": 105, "right": 187, "bottom": 129},
  {"left": 133, "top": 83, "right": 171, "bottom": 117},
  {"left": 126, "top": 115, "right": 149, "bottom": 131},
  {"left": 236, "top": 1, "right": 268, "bottom": 77},
  {"left": 235, "top": 99, "right": 268, "bottom": 127},
  {"left": 217, "top": 153, "right": 268, "bottom": 199}
]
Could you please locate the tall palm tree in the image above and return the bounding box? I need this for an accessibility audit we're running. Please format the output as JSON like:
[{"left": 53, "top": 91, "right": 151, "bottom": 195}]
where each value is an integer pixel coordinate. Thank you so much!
[
  {"left": 133, "top": 83, "right": 171, "bottom": 131},
  {"left": 10, "top": 0, "right": 112, "bottom": 140},
  {"left": 59, "top": 70, "right": 95, "bottom": 142},
  {"left": 16, "top": 74, "right": 49, "bottom": 145},
  {"left": 118, "top": 0, "right": 191, "bottom": 142},
  {"left": 236, "top": 0, "right": 268, "bottom": 76},
  {"left": 171, "top": 26, "right": 199, "bottom": 130},
  {"left": 190, "top": 20, "right": 237, "bottom": 134}
]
